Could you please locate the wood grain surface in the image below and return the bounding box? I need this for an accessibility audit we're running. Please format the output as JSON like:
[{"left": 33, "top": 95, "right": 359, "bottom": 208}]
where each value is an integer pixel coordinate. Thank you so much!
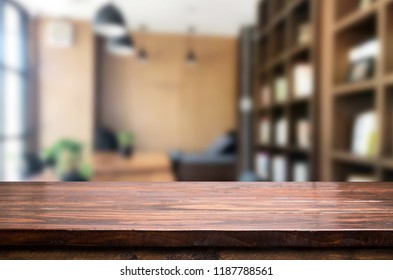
[{"left": 1, "top": 182, "right": 393, "bottom": 247}]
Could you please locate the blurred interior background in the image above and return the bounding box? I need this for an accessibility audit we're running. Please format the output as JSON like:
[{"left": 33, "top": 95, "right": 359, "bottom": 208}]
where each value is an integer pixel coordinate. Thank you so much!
[{"left": 0, "top": 0, "right": 389, "bottom": 183}]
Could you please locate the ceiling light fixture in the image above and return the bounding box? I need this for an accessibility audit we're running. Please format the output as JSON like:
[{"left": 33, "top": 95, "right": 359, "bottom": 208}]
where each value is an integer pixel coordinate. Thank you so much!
[{"left": 107, "top": 35, "right": 135, "bottom": 56}]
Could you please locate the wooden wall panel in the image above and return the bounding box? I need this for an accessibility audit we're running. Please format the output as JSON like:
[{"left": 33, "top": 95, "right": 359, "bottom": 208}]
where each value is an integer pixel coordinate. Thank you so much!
[
  {"left": 99, "top": 33, "right": 237, "bottom": 153},
  {"left": 37, "top": 19, "right": 95, "bottom": 153}
]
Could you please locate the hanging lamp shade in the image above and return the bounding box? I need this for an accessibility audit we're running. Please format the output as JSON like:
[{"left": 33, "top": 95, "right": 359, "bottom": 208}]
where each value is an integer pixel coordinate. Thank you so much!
[
  {"left": 186, "top": 26, "right": 197, "bottom": 65},
  {"left": 94, "top": 3, "right": 128, "bottom": 38},
  {"left": 138, "top": 25, "right": 149, "bottom": 63},
  {"left": 186, "top": 50, "right": 196, "bottom": 65},
  {"left": 138, "top": 48, "right": 148, "bottom": 62},
  {"left": 107, "top": 35, "right": 135, "bottom": 56}
]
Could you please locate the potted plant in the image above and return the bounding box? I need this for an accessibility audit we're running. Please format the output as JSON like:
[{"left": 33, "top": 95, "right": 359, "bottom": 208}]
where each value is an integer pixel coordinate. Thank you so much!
[
  {"left": 116, "top": 132, "right": 134, "bottom": 158},
  {"left": 42, "top": 140, "right": 92, "bottom": 182}
]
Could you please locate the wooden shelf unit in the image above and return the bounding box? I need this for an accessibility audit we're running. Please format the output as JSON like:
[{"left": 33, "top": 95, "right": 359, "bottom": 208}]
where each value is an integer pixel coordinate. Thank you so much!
[
  {"left": 254, "top": 0, "right": 320, "bottom": 182},
  {"left": 324, "top": 0, "right": 393, "bottom": 181}
]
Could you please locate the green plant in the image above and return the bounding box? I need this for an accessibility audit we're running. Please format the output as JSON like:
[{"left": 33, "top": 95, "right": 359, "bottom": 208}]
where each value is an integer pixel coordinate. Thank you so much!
[
  {"left": 42, "top": 140, "right": 82, "bottom": 164},
  {"left": 116, "top": 132, "right": 134, "bottom": 149},
  {"left": 79, "top": 163, "right": 93, "bottom": 181},
  {"left": 42, "top": 139, "right": 92, "bottom": 181}
]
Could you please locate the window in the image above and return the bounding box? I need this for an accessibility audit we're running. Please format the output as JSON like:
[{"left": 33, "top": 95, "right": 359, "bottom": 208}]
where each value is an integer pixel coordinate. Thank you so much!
[{"left": 0, "top": 0, "right": 28, "bottom": 181}]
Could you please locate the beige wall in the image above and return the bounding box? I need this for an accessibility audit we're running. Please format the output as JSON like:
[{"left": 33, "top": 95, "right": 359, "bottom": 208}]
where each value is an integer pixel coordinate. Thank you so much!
[
  {"left": 99, "top": 32, "right": 237, "bottom": 152},
  {"left": 37, "top": 19, "right": 95, "bottom": 151}
]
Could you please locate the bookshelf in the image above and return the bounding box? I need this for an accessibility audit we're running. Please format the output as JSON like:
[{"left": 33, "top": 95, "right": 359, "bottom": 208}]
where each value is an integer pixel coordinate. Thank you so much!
[
  {"left": 323, "top": 0, "right": 393, "bottom": 181},
  {"left": 254, "top": 0, "right": 320, "bottom": 182}
]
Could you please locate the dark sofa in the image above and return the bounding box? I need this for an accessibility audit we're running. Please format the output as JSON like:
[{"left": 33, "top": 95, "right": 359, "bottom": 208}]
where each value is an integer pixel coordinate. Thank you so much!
[{"left": 170, "top": 131, "right": 237, "bottom": 181}]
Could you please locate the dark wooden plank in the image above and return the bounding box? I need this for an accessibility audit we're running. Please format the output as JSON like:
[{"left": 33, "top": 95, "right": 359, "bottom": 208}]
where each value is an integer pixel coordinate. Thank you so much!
[{"left": 1, "top": 182, "right": 393, "bottom": 247}]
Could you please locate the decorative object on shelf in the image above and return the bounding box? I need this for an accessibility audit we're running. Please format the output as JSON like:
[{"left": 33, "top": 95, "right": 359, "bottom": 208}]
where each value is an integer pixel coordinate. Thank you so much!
[
  {"left": 274, "top": 118, "right": 288, "bottom": 147},
  {"left": 351, "top": 110, "right": 378, "bottom": 157},
  {"left": 42, "top": 140, "right": 92, "bottom": 182},
  {"left": 259, "top": 118, "right": 271, "bottom": 145},
  {"left": 186, "top": 26, "right": 197, "bottom": 65},
  {"left": 107, "top": 35, "right": 135, "bottom": 56},
  {"left": 260, "top": 85, "right": 271, "bottom": 107},
  {"left": 347, "top": 39, "right": 379, "bottom": 82},
  {"left": 348, "top": 58, "right": 374, "bottom": 82},
  {"left": 293, "top": 161, "right": 309, "bottom": 182},
  {"left": 297, "top": 23, "right": 312, "bottom": 45},
  {"left": 138, "top": 25, "right": 149, "bottom": 63},
  {"left": 296, "top": 119, "right": 311, "bottom": 149},
  {"left": 94, "top": 3, "right": 128, "bottom": 38},
  {"left": 255, "top": 152, "right": 270, "bottom": 180},
  {"left": 274, "top": 76, "right": 288, "bottom": 103},
  {"left": 272, "top": 155, "right": 287, "bottom": 182},
  {"left": 293, "top": 63, "right": 313, "bottom": 98},
  {"left": 116, "top": 132, "right": 135, "bottom": 158},
  {"left": 45, "top": 20, "right": 74, "bottom": 48},
  {"left": 359, "top": 0, "right": 373, "bottom": 10}
]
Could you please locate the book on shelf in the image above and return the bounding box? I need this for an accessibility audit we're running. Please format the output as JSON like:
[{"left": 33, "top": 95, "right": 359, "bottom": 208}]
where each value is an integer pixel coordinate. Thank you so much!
[
  {"left": 292, "top": 161, "right": 309, "bottom": 182},
  {"left": 347, "top": 174, "right": 377, "bottom": 182},
  {"left": 349, "top": 39, "right": 379, "bottom": 63},
  {"left": 260, "top": 85, "right": 271, "bottom": 107},
  {"left": 297, "top": 23, "right": 311, "bottom": 45},
  {"left": 255, "top": 152, "right": 270, "bottom": 181},
  {"left": 272, "top": 155, "right": 287, "bottom": 182},
  {"left": 347, "top": 39, "right": 379, "bottom": 82},
  {"left": 274, "top": 76, "right": 288, "bottom": 103},
  {"left": 351, "top": 110, "right": 378, "bottom": 157},
  {"left": 259, "top": 118, "right": 271, "bottom": 145},
  {"left": 293, "top": 63, "right": 313, "bottom": 98},
  {"left": 296, "top": 119, "right": 311, "bottom": 149},
  {"left": 275, "top": 118, "right": 288, "bottom": 147}
]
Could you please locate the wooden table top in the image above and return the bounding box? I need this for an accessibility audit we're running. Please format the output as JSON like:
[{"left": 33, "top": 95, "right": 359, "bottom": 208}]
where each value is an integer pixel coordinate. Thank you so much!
[{"left": 1, "top": 182, "right": 393, "bottom": 248}]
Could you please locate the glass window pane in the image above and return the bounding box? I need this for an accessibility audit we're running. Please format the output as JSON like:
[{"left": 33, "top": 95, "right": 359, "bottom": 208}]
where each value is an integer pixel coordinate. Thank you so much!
[
  {"left": 3, "top": 139, "right": 25, "bottom": 181},
  {"left": 3, "top": 3, "right": 23, "bottom": 70},
  {"left": 0, "top": 2, "right": 27, "bottom": 182},
  {"left": 3, "top": 72, "right": 24, "bottom": 136}
]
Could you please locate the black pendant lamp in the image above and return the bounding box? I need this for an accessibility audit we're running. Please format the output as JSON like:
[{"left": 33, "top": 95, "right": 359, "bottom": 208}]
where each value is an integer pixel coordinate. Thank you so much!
[
  {"left": 138, "top": 25, "right": 149, "bottom": 62},
  {"left": 186, "top": 50, "right": 196, "bottom": 65},
  {"left": 94, "top": 3, "right": 128, "bottom": 38},
  {"left": 107, "top": 35, "right": 135, "bottom": 56},
  {"left": 186, "top": 26, "right": 197, "bottom": 65},
  {"left": 138, "top": 48, "right": 148, "bottom": 62}
]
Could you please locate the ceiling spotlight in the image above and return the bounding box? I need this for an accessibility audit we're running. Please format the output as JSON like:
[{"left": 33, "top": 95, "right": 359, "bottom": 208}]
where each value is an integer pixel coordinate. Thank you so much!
[
  {"left": 107, "top": 35, "right": 135, "bottom": 56},
  {"left": 94, "top": 3, "right": 128, "bottom": 38}
]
